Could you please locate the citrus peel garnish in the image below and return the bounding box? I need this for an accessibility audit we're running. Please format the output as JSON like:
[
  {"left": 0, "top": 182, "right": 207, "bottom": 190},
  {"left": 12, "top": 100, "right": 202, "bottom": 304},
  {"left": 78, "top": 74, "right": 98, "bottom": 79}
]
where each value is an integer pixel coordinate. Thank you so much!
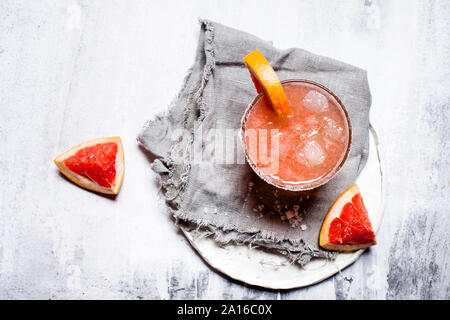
[{"left": 243, "top": 49, "right": 292, "bottom": 117}]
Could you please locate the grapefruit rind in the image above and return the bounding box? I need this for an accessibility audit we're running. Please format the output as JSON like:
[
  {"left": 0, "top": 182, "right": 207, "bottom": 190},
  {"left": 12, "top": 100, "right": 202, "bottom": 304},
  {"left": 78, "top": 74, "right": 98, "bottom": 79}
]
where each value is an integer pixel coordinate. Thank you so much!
[
  {"left": 243, "top": 50, "right": 292, "bottom": 117},
  {"left": 319, "top": 184, "right": 376, "bottom": 252},
  {"left": 54, "top": 137, "right": 124, "bottom": 195}
]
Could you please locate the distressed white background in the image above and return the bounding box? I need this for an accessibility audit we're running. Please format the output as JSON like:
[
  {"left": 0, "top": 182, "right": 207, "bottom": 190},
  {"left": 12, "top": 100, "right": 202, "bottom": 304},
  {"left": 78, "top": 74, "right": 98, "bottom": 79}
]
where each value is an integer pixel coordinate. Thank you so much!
[{"left": 0, "top": 0, "right": 449, "bottom": 299}]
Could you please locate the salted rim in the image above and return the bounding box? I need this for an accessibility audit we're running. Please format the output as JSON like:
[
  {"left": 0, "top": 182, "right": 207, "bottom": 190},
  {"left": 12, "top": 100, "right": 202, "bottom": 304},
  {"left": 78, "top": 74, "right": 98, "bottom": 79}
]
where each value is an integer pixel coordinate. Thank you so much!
[{"left": 240, "top": 79, "right": 353, "bottom": 191}]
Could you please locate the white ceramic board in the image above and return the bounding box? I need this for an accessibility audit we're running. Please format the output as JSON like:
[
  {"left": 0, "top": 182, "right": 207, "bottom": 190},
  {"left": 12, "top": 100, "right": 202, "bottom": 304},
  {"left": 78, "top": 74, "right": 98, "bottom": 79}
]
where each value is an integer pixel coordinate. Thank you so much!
[{"left": 181, "top": 125, "right": 384, "bottom": 289}]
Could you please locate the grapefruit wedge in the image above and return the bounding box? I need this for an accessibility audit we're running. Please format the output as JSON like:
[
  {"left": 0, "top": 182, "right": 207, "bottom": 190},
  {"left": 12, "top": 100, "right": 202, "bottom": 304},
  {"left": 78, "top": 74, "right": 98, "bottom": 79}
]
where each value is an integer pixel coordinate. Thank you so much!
[
  {"left": 243, "top": 49, "right": 292, "bottom": 117},
  {"left": 320, "top": 184, "right": 376, "bottom": 252},
  {"left": 54, "top": 137, "right": 124, "bottom": 195}
]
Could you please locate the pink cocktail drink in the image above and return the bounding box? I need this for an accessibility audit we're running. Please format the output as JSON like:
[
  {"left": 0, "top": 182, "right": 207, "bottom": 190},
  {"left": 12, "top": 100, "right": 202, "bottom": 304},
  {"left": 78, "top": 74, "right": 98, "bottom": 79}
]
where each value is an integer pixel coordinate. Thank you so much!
[{"left": 242, "top": 80, "right": 351, "bottom": 191}]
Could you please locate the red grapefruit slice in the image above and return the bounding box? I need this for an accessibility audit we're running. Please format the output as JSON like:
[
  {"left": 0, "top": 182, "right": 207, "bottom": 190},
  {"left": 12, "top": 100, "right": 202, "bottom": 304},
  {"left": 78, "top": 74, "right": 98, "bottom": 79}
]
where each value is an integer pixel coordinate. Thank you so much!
[
  {"left": 320, "top": 184, "right": 377, "bottom": 251},
  {"left": 54, "top": 137, "right": 124, "bottom": 195},
  {"left": 243, "top": 49, "right": 292, "bottom": 117}
]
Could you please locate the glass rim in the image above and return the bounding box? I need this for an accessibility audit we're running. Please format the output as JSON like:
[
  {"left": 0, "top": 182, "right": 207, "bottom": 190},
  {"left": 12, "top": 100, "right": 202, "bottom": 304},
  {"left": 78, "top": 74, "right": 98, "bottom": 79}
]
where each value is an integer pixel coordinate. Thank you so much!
[{"left": 240, "top": 79, "right": 353, "bottom": 191}]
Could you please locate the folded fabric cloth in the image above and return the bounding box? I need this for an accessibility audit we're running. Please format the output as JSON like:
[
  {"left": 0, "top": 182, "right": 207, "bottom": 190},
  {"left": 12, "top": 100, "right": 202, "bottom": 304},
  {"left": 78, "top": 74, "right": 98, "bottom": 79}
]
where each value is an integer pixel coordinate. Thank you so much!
[{"left": 138, "top": 19, "right": 372, "bottom": 265}]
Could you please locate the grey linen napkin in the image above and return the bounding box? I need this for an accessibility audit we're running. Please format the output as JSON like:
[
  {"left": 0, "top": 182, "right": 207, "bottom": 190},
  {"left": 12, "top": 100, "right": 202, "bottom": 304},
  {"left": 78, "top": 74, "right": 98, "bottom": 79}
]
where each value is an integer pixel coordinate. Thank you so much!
[{"left": 138, "top": 19, "right": 371, "bottom": 265}]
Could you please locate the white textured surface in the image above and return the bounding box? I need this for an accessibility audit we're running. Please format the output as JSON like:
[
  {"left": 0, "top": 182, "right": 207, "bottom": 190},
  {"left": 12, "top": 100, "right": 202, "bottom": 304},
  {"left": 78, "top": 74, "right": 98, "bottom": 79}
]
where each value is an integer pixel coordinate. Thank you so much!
[{"left": 0, "top": 0, "right": 449, "bottom": 299}]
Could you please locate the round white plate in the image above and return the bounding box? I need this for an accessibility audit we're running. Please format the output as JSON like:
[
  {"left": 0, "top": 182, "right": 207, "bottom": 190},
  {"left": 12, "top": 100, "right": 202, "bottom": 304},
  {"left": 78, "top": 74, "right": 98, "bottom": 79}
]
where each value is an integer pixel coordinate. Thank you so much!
[{"left": 181, "top": 125, "right": 384, "bottom": 289}]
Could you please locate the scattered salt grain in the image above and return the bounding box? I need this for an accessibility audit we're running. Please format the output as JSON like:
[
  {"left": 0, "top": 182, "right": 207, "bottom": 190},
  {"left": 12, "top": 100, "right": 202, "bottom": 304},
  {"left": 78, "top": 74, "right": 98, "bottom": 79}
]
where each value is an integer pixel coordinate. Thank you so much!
[
  {"left": 301, "top": 224, "right": 307, "bottom": 231},
  {"left": 269, "top": 200, "right": 307, "bottom": 228},
  {"left": 285, "top": 210, "right": 294, "bottom": 220}
]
